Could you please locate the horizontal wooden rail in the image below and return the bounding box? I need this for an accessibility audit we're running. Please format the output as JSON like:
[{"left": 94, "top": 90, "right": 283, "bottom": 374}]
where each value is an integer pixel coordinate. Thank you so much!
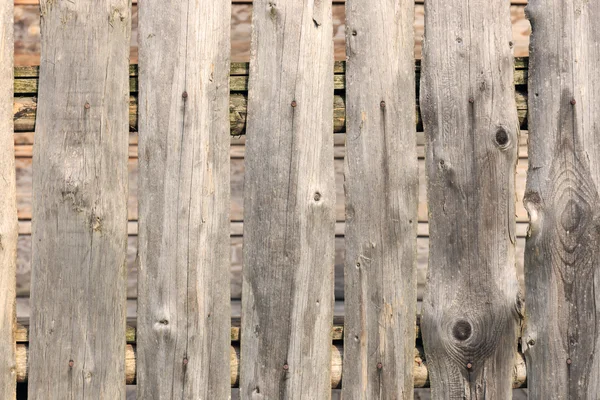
[
  {"left": 13, "top": 60, "right": 529, "bottom": 134},
  {"left": 13, "top": 325, "right": 526, "bottom": 388},
  {"left": 13, "top": 1, "right": 529, "bottom": 5}
]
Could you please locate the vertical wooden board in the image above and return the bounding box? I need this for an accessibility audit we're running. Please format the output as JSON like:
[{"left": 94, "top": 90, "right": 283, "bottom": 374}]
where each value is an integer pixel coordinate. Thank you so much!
[
  {"left": 0, "top": 0, "right": 17, "bottom": 398},
  {"left": 523, "top": 2, "right": 600, "bottom": 398},
  {"left": 419, "top": 0, "right": 521, "bottom": 398},
  {"left": 28, "top": 1, "right": 130, "bottom": 398},
  {"left": 342, "top": 0, "right": 418, "bottom": 399},
  {"left": 136, "top": 0, "right": 231, "bottom": 398},
  {"left": 240, "top": 0, "right": 335, "bottom": 398}
]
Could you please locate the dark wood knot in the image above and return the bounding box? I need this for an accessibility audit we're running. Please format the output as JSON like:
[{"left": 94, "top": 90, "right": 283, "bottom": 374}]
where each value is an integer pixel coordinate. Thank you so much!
[{"left": 452, "top": 319, "right": 472, "bottom": 341}]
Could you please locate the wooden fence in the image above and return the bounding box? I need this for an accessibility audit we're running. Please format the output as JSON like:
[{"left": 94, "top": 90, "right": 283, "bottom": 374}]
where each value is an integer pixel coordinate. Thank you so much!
[{"left": 2, "top": 0, "right": 599, "bottom": 399}]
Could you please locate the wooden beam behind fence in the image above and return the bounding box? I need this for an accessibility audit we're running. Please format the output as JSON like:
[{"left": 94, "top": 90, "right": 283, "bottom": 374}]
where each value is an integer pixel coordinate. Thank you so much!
[
  {"left": 240, "top": 0, "right": 336, "bottom": 398},
  {"left": 27, "top": 1, "right": 131, "bottom": 398},
  {"left": 12, "top": 61, "right": 530, "bottom": 134},
  {"left": 0, "top": 1, "right": 17, "bottom": 399},
  {"left": 342, "top": 0, "right": 418, "bottom": 399},
  {"left": 136, "top": 0, "right": 231, "bottom": 398},
  {"left": 523, "top": 2, "right": 600, "bottom": 397},
  {"left": 420, "top": 0, "right": 521, "bottom": 398},
  {"left": 12, "top": 328, "right": 530, "bottom": 389}
]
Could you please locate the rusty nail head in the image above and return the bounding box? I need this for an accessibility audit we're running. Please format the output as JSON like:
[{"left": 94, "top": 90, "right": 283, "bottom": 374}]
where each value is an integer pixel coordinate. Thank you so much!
[
  {"left": 571, "top": 98, "right": 576, "bottom": 105},
  {"left": 567, "top": 358, "right": 572, "bottom": 365},
  {"left": 291, "top": 100, "right": 297, "bottom": 108},
  {"left": 183, "top": 358, "right": 189, "bottom": 365},
  {"left": 84, "top": 102, "right": 90, "bottom": 109},
  {"left": 380, "top": 101, "right": 386, "bottom": 108},
  {"left": 182, "top": 91, "right": 188, "bottom": 99},
  {"left": 69, "top": 360, "right": 74, "bottom": 368},
  {"left": 469, "top": 97, "right": 474, "bottom": 104},
  {"left": 377, "top": 362, "right": 383, "bottom": 370},
  {"left": 528, "top": 339, "right": 536, "bottom": 346},
  {"left": 283, "top": 364, "right": 289, "bottom": 370},
  {"left": 466, "top": 362, "right": 473, "bottom": 369}
]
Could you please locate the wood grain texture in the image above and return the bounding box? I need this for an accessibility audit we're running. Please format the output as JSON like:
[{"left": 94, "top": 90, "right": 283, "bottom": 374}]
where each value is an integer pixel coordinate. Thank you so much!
[
  {"left": 136, "top": 0, "right": 231, "bottom": 398},
  {"left": 523, "top": 1, "right": 600, "bottom": 398},
  {"left": 419, "top": 0, "right": 522, "bottom": 398},
  {"left": 0, "top": 0, "right": 17, "bottom": 398},
  {"left": 342, "top": 0, "right": 418, "bottom": 398},
  {"left": 27, "top": 1, "right": 130, "bottom": 398},
  {"left": 240, "top": 0, "right": 336, "bottom": 398}
]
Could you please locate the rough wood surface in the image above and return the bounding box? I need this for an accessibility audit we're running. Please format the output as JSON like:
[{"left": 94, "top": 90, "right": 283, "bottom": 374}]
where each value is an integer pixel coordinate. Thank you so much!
[
  {"left": 420, "top": 0, "right": 522, "bottom": 398},
  {"left": 523, "top": 1, "right": 600, "bottom": 398},
  {"left": 27, "top": 1, "right": 130, "bottom": 398},
  {"left": 240, "top": 0, "right": 336, "bottom": 398},
  {"left": 136, "top": 0, "right": 231, "bottom": 398},
  {"left": 342, "top": 0, "right": 418, "bottom": 398},
  {"left": 0, "top": 0, "right": 17, "bottom": 398}
]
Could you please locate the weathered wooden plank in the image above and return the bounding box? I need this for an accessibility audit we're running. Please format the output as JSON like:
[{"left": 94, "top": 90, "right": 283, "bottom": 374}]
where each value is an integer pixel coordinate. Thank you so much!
[
  {"left": 523, "top": 2, "right": 600, "bottom": 398},
  {"left": 240, "top": 0, "right": 336, "bottom": 398},
  {"left": 343, "top": 0, "right": 417, "bottom": 398},
  {"left": 27, "top": 1, "right": 130, "bottom": 398},
  {"left": 420, "top": 0, "right": 522, "bottom": 398},
  {"left": 136, "top": 0, "right": 231, "bottom": 398},
  {"left": 0, "top": 0, "right": 18, "bottom": 398}
]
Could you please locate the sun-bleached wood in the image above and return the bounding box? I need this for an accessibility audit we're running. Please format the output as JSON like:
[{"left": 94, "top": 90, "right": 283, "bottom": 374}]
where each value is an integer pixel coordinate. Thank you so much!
[
  {"left": 136, "top": 0, "right": 231, "bottom": 398},
  {"left": 343, "top": 0, "right": 418, "bottom": 398},
  {"left": 523, "top": 1, "right": 600, "bottom": 398},
  {"left": 240, "top": 0, "right": 336, "bottom": 398},
  {"left": 27, "top": 1, "right": 131, "bottom": 398},
  {"left": 0, "top": 0, "right": 17, "bottom": 398},
  {"left": 420, "top": 0, "right": 521, "bottom": 398}
]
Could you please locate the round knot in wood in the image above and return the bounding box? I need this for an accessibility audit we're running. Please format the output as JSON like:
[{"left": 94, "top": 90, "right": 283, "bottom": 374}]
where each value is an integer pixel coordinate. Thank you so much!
[{"left": 452, "top": 319, "right": 472, "bottom": 341}]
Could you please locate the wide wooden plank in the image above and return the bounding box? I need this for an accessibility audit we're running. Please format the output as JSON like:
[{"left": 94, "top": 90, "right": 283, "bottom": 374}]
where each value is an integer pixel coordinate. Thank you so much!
[
  {"left": 136, "top": 0, "right": 231, "bottom": 398},
  {"left": 0, "top": 0, "right": 17, "bottom": 398},
  {"left": 240, "top": 0, "right": 336, "bottom": 398},
  {"left": 343, "top": 0, "right": 417, "bottom": 398},
  {"left": 420, "top": 0, "right": 521, "bottom": 398},
  {"left": 27, "top": 1, "right": 130, "bottom": 398},
  {"left": 523, "top": 2, "right": 600, "bottom": 397}
]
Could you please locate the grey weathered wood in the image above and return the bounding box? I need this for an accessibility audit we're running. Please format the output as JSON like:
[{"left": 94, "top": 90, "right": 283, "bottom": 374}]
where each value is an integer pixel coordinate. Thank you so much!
[
  {"left": 136, "top": 0, "right": 231, "bottom": 398},
  {"left": 27, "top": 1, "right": 131, "bottom": 398},
  {"left": 420, "top": 0, "right": 522, "bottom": 398},
  {"left": 240, "top": 0, "right": 336, "bottom": 398},
  {"left": 342, "top": 0, "right": 418, "bottom": 398},
  {"left": 0, "top": 0, "right": 17, "bottom": 398},
  {"left": 523, "top": 2, "right": 600, "bottom": 398}
]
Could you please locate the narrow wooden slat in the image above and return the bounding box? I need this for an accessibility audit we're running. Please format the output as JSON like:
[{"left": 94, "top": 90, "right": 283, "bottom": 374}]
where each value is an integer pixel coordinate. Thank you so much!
[
  {"left": 420, "top": 0, "right": 521, "bottom": 397},
  {"left": 136, "top": 0, "right": 231, "bottom": 398},
  {"left": 342, "top": 0, "right": 417, "bottom": 398},
  {"left": 523, "top": 2, "right": 600, "bottom": 397},
  {"left": 27, "top": 1, "right": 130, "bottom": 398},
  {"left": 240, "top": 0, "right": 335, "bottom": 398},
  {"left": 0, "top": 0, "right": 17, "bottom": 398}
]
